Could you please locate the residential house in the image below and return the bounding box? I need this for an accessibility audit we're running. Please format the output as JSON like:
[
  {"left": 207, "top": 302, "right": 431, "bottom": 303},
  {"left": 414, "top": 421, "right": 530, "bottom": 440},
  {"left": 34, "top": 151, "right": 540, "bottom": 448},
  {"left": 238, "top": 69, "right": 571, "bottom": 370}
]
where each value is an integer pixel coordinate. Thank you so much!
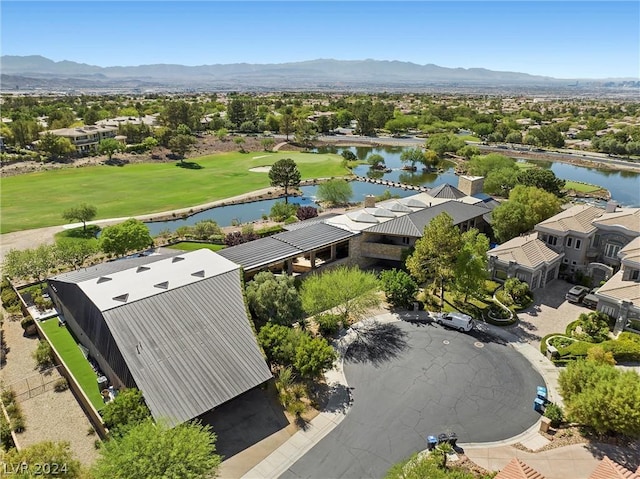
[
  {"left": 596, "top": 236, "right": 640, "bottom": 333},
  {"left": 494, "top": 456, "right": 640, "bottom": 479},
  {"left": 487, "top": 233, "right": 563, "bottom": 290},
  {"left": 41, "top": 125, "right": 119, "bottom": 153},
  {"left": 47, "top": 249, "right": 272, "bottom": 426}
]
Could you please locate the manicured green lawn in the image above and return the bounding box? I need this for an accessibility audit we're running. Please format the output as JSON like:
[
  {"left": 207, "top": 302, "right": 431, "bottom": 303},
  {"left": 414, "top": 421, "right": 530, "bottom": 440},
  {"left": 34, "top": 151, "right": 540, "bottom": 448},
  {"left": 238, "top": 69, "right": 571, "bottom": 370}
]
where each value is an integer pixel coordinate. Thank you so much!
[
  {"left": 167, "top": 242, "right": 226, "bottom": 252},
  {"left": 563, "top": 180, "right": 603, "bottom": 193},
  {"left": 40, "top": 318, "right": 105, "bottom": 411},
  {"left": 1, "top": 151, "right": 348, "bottom": 234}
]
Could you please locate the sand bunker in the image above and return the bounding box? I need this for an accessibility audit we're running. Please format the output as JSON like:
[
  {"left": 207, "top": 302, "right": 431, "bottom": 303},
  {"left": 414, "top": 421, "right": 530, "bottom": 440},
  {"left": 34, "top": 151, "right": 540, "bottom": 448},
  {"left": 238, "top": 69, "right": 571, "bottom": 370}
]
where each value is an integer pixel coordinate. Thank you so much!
[{"left": 249, "top": 165, "right": 272, "bottom": 173}]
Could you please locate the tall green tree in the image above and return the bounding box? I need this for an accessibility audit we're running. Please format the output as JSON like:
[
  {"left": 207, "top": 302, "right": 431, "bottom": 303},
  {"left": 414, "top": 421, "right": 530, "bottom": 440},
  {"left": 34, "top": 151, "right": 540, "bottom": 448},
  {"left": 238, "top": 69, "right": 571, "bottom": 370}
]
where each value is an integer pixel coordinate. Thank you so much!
[
  {"left": 92, "top": 419, "right": 222, "bottom": 479},
  {"left": 38, "top": 132, "right": 75, "bottom": 161},
  {"left": 491, "top": 186, "right": 562, "bottom": 242},
  {"left": 2, "top": 441, "right": 83, "bottom": 478},
  {"left": 279, "top": 108, "right": 295, "bottom": 140},
  {"left": 406, "top": 212, "right": 462, "bottom": 308},
  {"left": 379, "top": 269, "right": 419, "bottom": 308},
  {"left": 62, "top": 203, "right": 97, "bottom": 232},
  {"left": 55, "top": 238, "right": 98, "bottom": 269},
  {"left": 99, "top": 138, "right": 121, "bottom": 161},
  {"left": 517, "top": 168, "right": 566, "bottom": 197},
  {"left": 168, "top": 134, "right": 196, "bottom": 161},
  {"left": 316, "top": 179, "right": 353, "bottom": 206},
  {"left": 400, "top": 147, "right": 425, "bottom": 170},
  {"left": 101, "top": 388, "right": 151, "bottom": 437},
  {"left": 100, "top": 219, "right": 153, "bottom": 257},
  {"left": 268, "top": 158, "right": 301, "bottom": 204},
  {"left": 301, "top": 266, "right": 380, "bottom": 322},
  {"left": 558, "top": 359, "right": 640, "bottom": 437},
  {"left": 452, "top": 229, "right": 489, "bottom": 302},
  {"left": 246, "top": 271, "right": 304, "bottom": 326}
]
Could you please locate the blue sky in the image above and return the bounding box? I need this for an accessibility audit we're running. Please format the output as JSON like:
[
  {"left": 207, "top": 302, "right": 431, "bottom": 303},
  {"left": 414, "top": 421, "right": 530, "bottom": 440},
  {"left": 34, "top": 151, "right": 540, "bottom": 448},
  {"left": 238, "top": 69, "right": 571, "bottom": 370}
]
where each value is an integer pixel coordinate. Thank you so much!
[{"left": 1, "top": 1, "right": 638, "bottom": 79}]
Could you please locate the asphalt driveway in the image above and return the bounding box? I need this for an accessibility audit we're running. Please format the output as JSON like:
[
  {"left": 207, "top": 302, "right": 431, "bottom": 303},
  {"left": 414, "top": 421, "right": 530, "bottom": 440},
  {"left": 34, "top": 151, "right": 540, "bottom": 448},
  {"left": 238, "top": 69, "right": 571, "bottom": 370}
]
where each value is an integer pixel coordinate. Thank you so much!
[{"left": 279, "top": 320, "right": 543, "bottom": 479}]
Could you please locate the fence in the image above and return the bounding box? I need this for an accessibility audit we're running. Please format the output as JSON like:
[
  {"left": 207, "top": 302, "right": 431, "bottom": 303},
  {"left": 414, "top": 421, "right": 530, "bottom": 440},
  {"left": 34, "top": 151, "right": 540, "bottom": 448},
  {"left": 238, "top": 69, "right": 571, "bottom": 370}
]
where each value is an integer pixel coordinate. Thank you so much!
[{"left": 7, "top": 365, "right": 64, "bottom": 401}]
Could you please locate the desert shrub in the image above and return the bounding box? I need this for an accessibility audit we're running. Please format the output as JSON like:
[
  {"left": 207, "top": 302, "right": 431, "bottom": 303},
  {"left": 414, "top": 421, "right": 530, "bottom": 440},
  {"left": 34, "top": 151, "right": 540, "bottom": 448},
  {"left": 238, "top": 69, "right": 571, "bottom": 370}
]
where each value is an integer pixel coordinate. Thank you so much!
[
  {"left": 20, "top": 316, "right": 35, "bottom": 330},
  {"left": 1, "top": 283, "right": 20, "bottom": 309},
  {"left": 544, "top": 403, "right": 565, "bottom": 427},
  {"left": 315, "top": 314, "right": 342, "bottom": 337},
  {"left": 379, "top": 269, "right": 419, "bottom": 309},
  {"left": 618, "top": 332, "right": 640, "bottom": 344},
  {"left": 224, "top": 230, "right": 258, "bottom": 246},
  {"left": 255, "top": 225, "right": 284, "bottom": 237},
  {"left": 296, "top": 206, "right": 318, "bottom": 221},
  {"left": 32, "top": 341, "right": 54, "bottom": 369},
  {"left": 34, "top": 295, "right": 53, "bottom": 312},
  {"left": 0, "top": 413, "right": 14, "bottom": 450},
  {"left": 11, "top": 416, "right": 25, "bottom": 433},
  {"left": 572, "top": 312, "right": 610, "bottom": 343},
  {"left": 1, "top": 388, "right": 25, "bottom": 433},
  {"left": 269, "top": 201, "right": 298, "bottom": 222},
  {"left": 53, "top": 378, "right": 69, "bottom": 392}
]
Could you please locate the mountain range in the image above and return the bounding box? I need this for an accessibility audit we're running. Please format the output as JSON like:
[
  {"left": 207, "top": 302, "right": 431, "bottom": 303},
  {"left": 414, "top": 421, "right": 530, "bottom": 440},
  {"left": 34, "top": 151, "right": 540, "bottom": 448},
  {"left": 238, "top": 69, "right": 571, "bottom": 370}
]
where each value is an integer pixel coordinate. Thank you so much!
[{"left": 1, "top": 55, "right": 636, "bottom": 92}]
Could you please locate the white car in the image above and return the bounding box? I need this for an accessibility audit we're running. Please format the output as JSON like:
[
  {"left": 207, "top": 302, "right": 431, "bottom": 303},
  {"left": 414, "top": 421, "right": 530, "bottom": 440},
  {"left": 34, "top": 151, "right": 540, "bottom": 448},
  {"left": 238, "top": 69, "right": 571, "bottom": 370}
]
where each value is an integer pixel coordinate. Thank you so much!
[{"left": 436, "top": 312, "right": 475, "bottom": 332}]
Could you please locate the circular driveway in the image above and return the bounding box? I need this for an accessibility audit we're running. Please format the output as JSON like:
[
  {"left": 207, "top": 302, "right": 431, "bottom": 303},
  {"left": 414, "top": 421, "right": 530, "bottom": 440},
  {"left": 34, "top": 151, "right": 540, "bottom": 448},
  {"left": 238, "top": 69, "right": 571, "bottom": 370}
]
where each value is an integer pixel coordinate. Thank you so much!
[{"left": 279, "top": 320, "right": 543, "bottom": 479}]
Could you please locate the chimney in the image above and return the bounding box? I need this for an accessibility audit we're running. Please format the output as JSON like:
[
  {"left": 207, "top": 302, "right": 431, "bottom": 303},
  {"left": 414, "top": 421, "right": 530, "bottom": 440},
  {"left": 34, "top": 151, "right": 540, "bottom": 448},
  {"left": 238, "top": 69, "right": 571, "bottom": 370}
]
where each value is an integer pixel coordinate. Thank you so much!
[
  {"left": 605, "top": 200, "right": 618, "bottom": 213},
  {"left": 364, "top": 195, "right": 376, "bottom": 208},
  {"left": 458, "top": 175, "right": 484, "bottom": 196}
]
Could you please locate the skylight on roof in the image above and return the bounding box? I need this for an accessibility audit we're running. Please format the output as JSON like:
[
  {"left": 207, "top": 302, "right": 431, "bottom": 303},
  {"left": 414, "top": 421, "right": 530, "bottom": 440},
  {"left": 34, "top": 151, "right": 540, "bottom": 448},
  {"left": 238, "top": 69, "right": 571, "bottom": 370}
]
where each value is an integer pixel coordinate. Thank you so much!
[
  {"left": 97, "top": 276, "right": 112, "bottom": 284},
  {"left": 112, "top": 293, "right": 129, "bottom": 303},
  {"left": 154, "top": 281, "right": 169, "bottom": 289},
  {"left": 136, "top": 266, "right": 151, "bottom": 273},
  {"left": 191, "top": 270, "right": 205, "bottom": 278},
  {"left": 172, "top": 257, "right": 185, "bottom": 263}
]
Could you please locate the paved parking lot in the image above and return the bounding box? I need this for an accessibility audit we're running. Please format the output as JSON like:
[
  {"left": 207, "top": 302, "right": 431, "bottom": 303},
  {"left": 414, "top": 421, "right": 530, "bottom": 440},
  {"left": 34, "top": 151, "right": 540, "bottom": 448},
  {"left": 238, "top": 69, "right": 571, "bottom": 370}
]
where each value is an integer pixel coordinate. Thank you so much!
[{"left": 279, "top": 320, "right": 543, "bottom": 479}]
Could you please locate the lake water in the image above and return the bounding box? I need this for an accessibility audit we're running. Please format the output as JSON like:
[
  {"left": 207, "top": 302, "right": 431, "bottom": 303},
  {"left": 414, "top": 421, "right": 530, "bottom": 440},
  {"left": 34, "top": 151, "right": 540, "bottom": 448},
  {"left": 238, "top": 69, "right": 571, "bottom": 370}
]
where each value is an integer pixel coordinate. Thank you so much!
[{"left": 145, "top": 146, "right": 640, "bottom": 235}]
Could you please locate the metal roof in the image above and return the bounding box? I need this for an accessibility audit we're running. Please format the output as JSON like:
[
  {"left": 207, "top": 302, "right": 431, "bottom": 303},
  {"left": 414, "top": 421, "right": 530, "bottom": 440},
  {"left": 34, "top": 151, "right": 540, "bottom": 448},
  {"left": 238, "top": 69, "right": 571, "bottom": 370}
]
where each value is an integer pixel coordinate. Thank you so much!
[
  {"left": 217, "top": 236, "right": 302, "bottom": 270},
  {"left": 50, "top": 252, "right": 181, "bottom": 284},
  {"left": 78, "top": 249, "right": 238, "bottom": 311},
  {"left": 103, "top": 268, "right": 272, "bottom": 427},
  {"left": 365, "top": 200, "right": 488, "bottom": 237},
  {"left": 217, "top": 223, "right": 356, "bottom": 271},
  {"left": 428, "top": 184, "right": 467, "bottom": 200},
  {"left": 273, "top": 223, "right": 357, "bottom": 251}
]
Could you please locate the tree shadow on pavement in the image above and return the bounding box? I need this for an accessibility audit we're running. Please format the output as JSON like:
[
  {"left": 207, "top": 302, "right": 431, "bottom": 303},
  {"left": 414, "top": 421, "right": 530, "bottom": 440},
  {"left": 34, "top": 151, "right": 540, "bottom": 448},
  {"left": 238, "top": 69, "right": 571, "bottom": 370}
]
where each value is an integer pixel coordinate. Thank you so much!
[
  {"left": 583, "top": 439, "right": 640, "bottom": 472},
  {"left": 309, "top": 382, "right": 352, "bottom": 414},
  {"left": 344, "top": 321, "right": 409, "bottom": 366}
]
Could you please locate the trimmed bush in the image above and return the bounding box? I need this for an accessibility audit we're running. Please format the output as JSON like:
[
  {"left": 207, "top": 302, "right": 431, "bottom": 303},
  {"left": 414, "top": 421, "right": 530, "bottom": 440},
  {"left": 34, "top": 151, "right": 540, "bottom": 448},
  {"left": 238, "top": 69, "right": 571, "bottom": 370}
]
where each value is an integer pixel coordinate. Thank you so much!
[
  {"left": 32, "top": 340, "right": 54, "bottom": 369},
  {"left": 544, "top": 402, "right": 565, "bottom": 427},
  {"left": 315, "top": 314, "right": 342, "bottom": 337}
]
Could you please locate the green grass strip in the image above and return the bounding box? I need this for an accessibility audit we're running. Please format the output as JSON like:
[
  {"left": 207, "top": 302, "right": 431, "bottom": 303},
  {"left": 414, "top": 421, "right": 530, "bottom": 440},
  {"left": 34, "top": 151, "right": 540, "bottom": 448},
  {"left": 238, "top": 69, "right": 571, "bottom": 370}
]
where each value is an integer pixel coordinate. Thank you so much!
[
  {"left": 166, "top": 242, "right": 226, "bottom": 252},
  {"left": 1, "top": 151, "right": 348, "bottom": 233},
  {"left": 563, "top": 180, "right": 603, "bottom": 193},
  {"left": 40, "top": 318, "right": 105, "bottom": 411}
]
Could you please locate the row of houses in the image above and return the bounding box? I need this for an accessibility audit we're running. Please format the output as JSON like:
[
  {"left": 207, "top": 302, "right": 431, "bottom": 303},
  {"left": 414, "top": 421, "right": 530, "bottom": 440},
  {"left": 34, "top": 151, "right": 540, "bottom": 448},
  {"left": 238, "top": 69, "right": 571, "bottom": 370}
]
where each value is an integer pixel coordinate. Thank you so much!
[{"left": 46, "top": 176, "right": 639, "bottom": 429}]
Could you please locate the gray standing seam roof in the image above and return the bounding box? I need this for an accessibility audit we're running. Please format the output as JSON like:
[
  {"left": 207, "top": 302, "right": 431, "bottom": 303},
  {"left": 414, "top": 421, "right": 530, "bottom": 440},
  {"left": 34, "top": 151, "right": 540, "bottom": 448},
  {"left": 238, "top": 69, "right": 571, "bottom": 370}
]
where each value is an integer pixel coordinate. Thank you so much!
[
  {"left": 51, "top": 252, "right": 181, "bottom": 284},
  {"left": 103, "top": 269, "right": 272, "bottom": 427},
  {"left": 218, "top": 223, "right": 356, "bottom": 271},
  {"left": 217, "top": 237, "right": 302, "bottom": 270},
  {"left": 365, "top": 201, "right": 488, "bottom": 237},
  {"left": 282, "top": 213, "right": 340, "bottom": 231},
  {"left": 274, "top": 223, "right": 356, "bottom": 250}
]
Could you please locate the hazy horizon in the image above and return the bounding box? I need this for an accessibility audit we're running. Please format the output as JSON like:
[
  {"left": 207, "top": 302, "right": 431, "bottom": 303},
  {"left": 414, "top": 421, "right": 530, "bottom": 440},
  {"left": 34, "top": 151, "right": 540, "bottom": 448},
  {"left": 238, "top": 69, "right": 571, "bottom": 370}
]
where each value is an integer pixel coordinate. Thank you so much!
[{"left": 2, "top": 1, "right": 639, "bottom": 79}]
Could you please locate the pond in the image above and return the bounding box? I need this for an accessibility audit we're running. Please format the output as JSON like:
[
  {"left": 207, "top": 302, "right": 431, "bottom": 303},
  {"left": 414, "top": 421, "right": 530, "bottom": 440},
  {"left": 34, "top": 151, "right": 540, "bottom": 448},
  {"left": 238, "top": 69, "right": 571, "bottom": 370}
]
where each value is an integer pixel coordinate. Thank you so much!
[{"left": 144, "top": 146, "right": 640, "bottom": 235}]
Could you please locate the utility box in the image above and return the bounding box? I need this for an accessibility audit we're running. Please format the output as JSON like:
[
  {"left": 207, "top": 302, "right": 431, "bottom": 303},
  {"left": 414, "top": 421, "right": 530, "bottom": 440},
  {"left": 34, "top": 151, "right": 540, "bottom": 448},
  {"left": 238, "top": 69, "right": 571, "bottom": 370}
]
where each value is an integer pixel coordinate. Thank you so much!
[
  {"left": 534, "top": 397, "right": 545, "bottom": 413},
  {"left": 540, "top": 416, "right": 552, "bottom": 433},
  {"left": 546, "top": 345, "right": 558, "bottom": 360}
]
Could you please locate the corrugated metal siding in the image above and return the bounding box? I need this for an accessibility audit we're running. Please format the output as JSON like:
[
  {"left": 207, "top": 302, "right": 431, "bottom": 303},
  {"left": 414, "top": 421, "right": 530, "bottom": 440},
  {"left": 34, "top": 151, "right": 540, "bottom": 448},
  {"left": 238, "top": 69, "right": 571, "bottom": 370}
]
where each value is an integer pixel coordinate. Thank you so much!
[
  {"left": 217, "top": 237, "right": 302, "bottom": 270},
  {"left": 273, "top": 223, "right": 356, "bottom": 250},
  {"left": 102, "top": 269, "right": 271, "bottom": 426},
  {"left": 48, "top": 280, "right": 134, "bottom": 386}
]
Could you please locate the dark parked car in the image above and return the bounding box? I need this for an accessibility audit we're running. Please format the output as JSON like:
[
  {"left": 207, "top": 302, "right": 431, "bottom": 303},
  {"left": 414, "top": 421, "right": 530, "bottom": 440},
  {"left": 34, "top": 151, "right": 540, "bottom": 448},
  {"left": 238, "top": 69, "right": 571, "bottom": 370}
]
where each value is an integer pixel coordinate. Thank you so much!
[
  {"left": 582, "top": 288, "right": 600, "bottom": 309},
  {"left": 566, "top": 285, "right": 590, "bottom": 303}
]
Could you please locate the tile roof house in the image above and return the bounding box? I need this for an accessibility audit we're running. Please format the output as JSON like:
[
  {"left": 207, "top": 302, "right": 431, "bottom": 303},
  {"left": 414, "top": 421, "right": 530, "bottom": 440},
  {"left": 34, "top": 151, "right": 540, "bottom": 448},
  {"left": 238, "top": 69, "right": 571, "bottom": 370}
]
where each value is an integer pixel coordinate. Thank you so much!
[
  {"left": 48, "top": 249, "right": 272, "bottom": 427},
  {"left": 488, "top": 233, "right": 563, "bottom": 289},
  {"left": 495, "top": 456, "right": 640, "bottom": 479},
  {"left": 495, "top": 458, "right": 546, "bottom": 479},
  {"left": 41, "top": 125, "right": 118, "bottom": 153}
]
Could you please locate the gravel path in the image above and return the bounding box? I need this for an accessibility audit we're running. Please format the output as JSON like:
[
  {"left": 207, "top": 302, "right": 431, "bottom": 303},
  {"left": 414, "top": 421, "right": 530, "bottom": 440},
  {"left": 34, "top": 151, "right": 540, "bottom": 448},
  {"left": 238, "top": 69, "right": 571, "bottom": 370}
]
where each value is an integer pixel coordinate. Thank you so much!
[{"left": 1, "top": 313, "right": 98, "bottom": 465}]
